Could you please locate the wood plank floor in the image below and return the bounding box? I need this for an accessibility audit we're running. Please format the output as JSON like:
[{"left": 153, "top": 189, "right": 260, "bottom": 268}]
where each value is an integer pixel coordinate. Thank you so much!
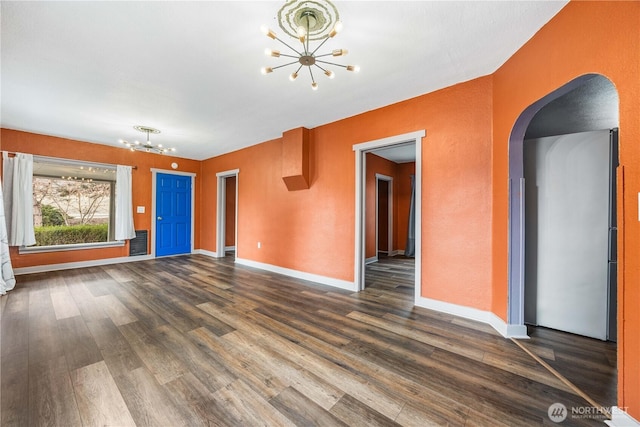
[
  {"left": 518, "top": 325, "right": 617, "bottom": 409},
  {"left": 1, "top": 254, "right": 615, "bottom": 426}
]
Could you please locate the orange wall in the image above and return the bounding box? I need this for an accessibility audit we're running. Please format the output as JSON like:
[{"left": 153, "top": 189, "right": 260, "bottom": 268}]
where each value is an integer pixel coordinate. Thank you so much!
[
  {"left": 0, "top": 129, "right": 201, "bottom": 268},
  {"left": 201, "top": 76, "right": 494, "bottom": 308},
  {"left": 491, "top": 1, "right": 640, "bottom": 418},
  {"left": 201, "top": 134, "right": 356, "bottom": 278},
  {"left": 396, "top": 162, "right": 415, "bottom": 253}
]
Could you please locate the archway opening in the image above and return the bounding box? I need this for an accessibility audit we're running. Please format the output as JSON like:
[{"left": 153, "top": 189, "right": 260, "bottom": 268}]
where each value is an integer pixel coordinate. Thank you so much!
[{"left": 507, "top": 74, "right": 619, "bottom": 408}]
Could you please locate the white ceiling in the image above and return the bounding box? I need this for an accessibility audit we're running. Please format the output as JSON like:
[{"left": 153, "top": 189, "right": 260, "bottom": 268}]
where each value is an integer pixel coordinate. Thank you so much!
[
  {"left": 1, "top": 1, "right": 567, "bottom": 161},
  {"left": 371, "top": 142, "right": 416, "bottom": 164}
]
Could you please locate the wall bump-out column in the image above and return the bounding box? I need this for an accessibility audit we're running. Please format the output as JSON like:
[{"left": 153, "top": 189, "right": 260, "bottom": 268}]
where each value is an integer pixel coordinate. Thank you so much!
[{"left": 282, "top": 127, "right": 310, "bottom": 190}]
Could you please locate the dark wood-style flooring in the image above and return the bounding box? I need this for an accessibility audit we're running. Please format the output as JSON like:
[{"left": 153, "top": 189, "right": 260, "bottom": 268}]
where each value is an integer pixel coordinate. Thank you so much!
[{"left": 0, "top": 254, "right": 616, "bottom": 426}]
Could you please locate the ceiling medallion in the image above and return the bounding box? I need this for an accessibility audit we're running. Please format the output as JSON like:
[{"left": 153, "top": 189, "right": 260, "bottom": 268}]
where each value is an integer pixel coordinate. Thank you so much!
[
  {"left": 119, "top": 126, "right": 176, "bottom": 154},
  {"left": 260, "top": 0, "right": 359, "bottom": 91},
  {"left": 278, "top": 0, "right": 338, "bottom": 41}
]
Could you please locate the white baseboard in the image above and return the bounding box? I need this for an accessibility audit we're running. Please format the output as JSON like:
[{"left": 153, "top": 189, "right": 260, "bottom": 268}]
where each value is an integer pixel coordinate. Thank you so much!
[
  {"left": 235, "top": 257, "right": 356, "bottom": 291},
  {"left": 394, "top": 250, "right": 404, "bottom": 256},
  {"left": 415, "top": 296, "right": 529, "bottom": 338},
  {"left": 13, "top": 254, "right": 154, "bottom": 275},
  {"left": 195, "top": 249, "right": 219, "bottom": 258},
  {"left": 606, "top": 407, "right": 640, "bottom": 427},
  {"left": 224, "top": 246, "right": 236, "bottom": 251},
  {"left": 365, "top": 256, "right": 378, "bottom": 265}
]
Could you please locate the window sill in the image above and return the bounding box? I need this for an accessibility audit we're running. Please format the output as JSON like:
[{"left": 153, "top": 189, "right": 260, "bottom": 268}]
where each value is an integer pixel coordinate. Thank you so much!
[{"left": 19, "top": 240, "right": 125, "bottom": 254}]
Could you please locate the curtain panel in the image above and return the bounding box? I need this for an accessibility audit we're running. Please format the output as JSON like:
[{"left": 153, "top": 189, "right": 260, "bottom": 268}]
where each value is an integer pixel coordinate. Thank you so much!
[
  {"left": 0, "top": 175, "right": 16, "bottom": 294},
  {"left": 405, "top": 174, "right": 416, "bottom": 257},
  {"left": 2, "top": 152, "right": 36, "bottom": 247},
  {"left": 115, "top": 165, "right": 136, "bottom": 240}
]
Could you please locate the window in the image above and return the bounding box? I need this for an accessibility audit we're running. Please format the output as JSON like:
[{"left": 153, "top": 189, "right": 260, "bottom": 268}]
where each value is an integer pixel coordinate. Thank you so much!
[{"left": 21, "top": 158, "right": 123, "bottom": 252}]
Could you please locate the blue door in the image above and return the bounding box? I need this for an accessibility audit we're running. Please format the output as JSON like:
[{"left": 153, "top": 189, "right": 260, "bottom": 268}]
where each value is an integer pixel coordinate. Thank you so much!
[{"left": 156, "top": 173, "right": 192, "bottom": 257}]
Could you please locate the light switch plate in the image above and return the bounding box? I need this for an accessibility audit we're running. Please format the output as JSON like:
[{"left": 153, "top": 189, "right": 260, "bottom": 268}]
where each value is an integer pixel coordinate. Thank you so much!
[{"left": 137, "top": 206, "right": 145, "bottom": 214}]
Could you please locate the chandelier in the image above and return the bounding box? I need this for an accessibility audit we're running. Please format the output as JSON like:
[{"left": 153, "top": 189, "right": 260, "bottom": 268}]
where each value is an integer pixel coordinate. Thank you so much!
[
  {"left": 119, "top": 126, "right": 175, "bottom": 154},
  {"left": 260, "top": 0, "right": 359, "bottom": 90}
]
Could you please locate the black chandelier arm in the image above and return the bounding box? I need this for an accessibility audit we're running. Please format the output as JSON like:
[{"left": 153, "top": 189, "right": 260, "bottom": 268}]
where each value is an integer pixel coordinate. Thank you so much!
[
  {"left": 315, "top": 59, "right": 350, "bottom": 68},
  {"left": 314, "top": 52, "right": 335, "bottom": 59},
  {"left": 274, "top": 36, "right": 304, "bottom": 57},
  {"left": 310, "top": 36, "right": 331, "bottom": 57},
  {"left": 271, "top": 60, "right": 302, "bottom": 71},
  {"left": 277, "top": 52, "right": 300, "bottom": 60},
  {"left": 313, "top": 63, "right": 329, "bottom": 73},
  {"left": 308, "top": 66, "right": 316, "bottom": 84}
]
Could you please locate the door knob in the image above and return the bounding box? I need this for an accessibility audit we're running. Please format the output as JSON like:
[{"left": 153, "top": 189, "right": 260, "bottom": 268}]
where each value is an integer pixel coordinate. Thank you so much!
[{"left": 157, "top": 216, "right": 163, "bottom": 220}]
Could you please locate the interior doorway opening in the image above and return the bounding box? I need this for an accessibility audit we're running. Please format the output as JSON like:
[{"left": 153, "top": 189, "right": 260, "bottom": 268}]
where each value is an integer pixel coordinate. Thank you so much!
[
  {"left": 353, "top": 130, "right": 424, "bottom": 301},
  {"left": 507, "top": 74, "right": 619, "bottom": 409},
  {"left": 216, "top": 169, "right": 239, "bottom": 259},
  {"left": 507, "top": 74, "right": 619, "bottom": 338},
  {"left": 223, "top": 176, "right": 237, "bottom": 257},
  {"left": 375, "top": 174, "right": 393, "bottom": 261}
]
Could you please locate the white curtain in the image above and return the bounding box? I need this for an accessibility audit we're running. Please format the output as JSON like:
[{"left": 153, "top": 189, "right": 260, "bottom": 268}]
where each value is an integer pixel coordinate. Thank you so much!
[
  {"left": 2, "top": 152, "right": 36, "bottom": 247},
  {"left": 405, "top": 174, "right": 416, "bottom": 257},
  {"left": 115, "top": 165, "right": 136, "bottom": 240},
  {"left": 0, "top": 175, "right": 16, "bottom": 295}
]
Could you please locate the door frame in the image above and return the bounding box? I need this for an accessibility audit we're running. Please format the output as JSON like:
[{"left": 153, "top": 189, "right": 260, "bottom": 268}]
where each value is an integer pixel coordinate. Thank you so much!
[
  {"left": 353, "top": 130, "right": 424, "bottom": 299},
  {"left": 375, "top": 173, "right": 393, "bottom": 257},
  {"left": 216, "top": 169, "right": 239, "bottom": 258},
  {"left": 150, "top": 168, "right": 196, "bottom": 258}
]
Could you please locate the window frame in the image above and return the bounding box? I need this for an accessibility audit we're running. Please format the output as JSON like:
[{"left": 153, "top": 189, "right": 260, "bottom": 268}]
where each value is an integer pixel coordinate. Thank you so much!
[{"left": 19, "top": 156, "right": 125, "bottom": 254}]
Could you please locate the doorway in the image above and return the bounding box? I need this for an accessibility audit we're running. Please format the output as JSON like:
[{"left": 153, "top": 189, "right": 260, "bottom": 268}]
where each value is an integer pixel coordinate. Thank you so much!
[
  {"left": 353, "top": 130, "right": 424, "bottom": 300},
  {"left": 224, "top": 176, "right": 237, "bottom": 257},
  {"left": 216, "top": 169, "right": 239, "bottom": 258},
  {"left": 507, "top": 74, "right": 619, "bottom": 338},
  {"left": 376, "top": 174, "right": 393, "bottom": 259},
  {"left": 508, "top": 74, "right": 619, "bottom": 410}
]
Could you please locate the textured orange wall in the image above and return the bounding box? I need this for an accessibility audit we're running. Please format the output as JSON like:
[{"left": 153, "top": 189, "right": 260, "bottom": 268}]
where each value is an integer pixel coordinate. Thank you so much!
[
  {"left": 201, "top": 134, "right": 355, "bottom": 278},
  {"left": 0, "top": 129, "right": 201, "bottom": 268},
  {"left": 201, "top": 76, "right": 494, "bottom": 307},
  {"left": 491, "top": 1, "right": 639, "bottom": 417},
  {"left": 396, "top": 162, "right": 415, "bottom": 253}
]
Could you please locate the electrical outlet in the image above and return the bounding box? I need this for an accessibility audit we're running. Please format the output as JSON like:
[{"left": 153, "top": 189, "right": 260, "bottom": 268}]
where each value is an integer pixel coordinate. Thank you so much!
[{"left": 257, "top": 242, "right": 261, "bottom": 249}]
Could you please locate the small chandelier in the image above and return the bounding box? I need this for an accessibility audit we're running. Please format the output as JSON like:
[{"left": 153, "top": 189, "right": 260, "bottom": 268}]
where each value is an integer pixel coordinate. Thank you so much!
[
  {"left": 260, "top": 0, "right": 359, "bottom": 90},
  {"left": 119, "top": 126, "right": 176, "bottom": 154}
]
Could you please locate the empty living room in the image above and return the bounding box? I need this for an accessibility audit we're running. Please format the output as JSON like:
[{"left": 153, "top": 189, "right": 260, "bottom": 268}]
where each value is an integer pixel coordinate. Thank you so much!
[{"left": 1, "top": 1, "right": 638, "bottom": 426}]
